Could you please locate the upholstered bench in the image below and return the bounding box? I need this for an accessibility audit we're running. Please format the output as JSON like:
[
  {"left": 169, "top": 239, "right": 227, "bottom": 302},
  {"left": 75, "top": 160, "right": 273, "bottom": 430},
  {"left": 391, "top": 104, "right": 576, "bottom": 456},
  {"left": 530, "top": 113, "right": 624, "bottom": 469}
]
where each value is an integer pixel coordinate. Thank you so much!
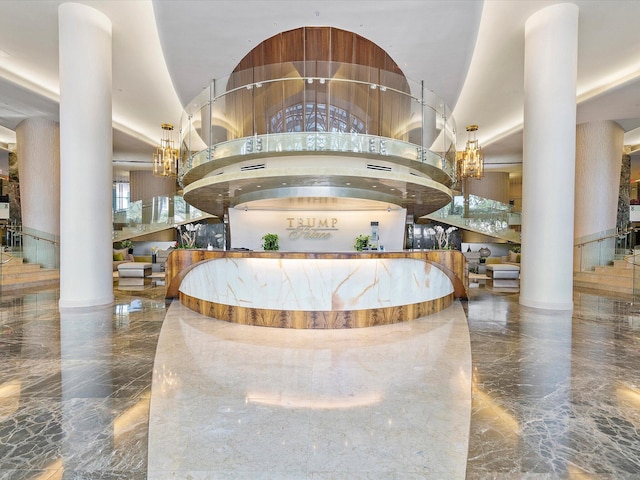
[
  {"left": 117, "top": 262, "right": 152, "bottom": 278},
  {"left": 486, "top": 264, "right": 520, "bottom": 289}
]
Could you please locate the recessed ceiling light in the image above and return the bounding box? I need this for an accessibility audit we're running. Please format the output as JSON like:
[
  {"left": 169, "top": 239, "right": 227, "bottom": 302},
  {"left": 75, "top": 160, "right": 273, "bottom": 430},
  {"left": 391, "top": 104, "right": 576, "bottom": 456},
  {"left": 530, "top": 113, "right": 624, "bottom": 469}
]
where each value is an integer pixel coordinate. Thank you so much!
[
  {"left": 372, "top": 185, "right": 377, "bottom": 188},
  {"left": 257, "top": 185, "right": 261, "bottom": 188},
  {"left": 346, "top": 182, "right": 351, "bottom": 186}
]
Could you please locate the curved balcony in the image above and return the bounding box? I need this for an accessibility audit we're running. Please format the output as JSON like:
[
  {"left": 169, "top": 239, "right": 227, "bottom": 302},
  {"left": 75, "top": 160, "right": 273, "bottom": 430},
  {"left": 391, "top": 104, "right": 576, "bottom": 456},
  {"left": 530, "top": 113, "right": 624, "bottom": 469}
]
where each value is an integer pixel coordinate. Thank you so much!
[{"left": 179, "top": 61, "right": 457, "bottom": 219}]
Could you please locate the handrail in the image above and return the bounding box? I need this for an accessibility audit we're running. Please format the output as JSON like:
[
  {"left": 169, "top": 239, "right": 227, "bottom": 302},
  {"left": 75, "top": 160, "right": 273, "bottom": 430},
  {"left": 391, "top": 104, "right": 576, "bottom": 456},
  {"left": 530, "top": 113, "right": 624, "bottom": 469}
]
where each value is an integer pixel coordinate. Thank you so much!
[
  {"left": 0, "top": 252, "right": 13, "bottom": 264},
  {"left": 574, "top": 227, "right": 637, "bottom": 248},
  {"left": 7, "top": 226, "right": 60, "bottom": 246},
  {"left": 623, "top": 251, "right": 640, "bottom": 266}
]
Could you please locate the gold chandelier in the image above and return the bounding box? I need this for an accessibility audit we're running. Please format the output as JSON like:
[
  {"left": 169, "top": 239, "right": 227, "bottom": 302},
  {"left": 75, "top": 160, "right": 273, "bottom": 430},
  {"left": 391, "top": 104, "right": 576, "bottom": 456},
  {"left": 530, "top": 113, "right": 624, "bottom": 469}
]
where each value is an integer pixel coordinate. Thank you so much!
[
  {"left": 456, "top": 124, "right": 484, "bottom": 180},
  {"left": 153, "top": 123, "right": 179, "bottom": 178}
]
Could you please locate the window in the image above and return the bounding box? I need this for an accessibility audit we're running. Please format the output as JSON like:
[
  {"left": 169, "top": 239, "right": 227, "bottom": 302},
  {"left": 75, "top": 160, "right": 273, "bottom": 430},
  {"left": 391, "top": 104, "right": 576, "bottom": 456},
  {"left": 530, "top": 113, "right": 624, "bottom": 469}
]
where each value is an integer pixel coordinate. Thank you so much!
[{"left": 113, "top": 182, "right": 130, "bottom": 211}]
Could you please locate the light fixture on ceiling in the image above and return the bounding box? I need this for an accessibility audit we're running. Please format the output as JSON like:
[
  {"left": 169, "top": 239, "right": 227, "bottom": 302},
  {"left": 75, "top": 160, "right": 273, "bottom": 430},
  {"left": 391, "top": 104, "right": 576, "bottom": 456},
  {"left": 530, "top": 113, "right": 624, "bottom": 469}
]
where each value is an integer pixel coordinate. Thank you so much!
[
  {"left": 153, "top": 123, "right": 179, "bottom": 178},
  {"left": 456, "top": 124, "right": 484, "bottom": 180}
]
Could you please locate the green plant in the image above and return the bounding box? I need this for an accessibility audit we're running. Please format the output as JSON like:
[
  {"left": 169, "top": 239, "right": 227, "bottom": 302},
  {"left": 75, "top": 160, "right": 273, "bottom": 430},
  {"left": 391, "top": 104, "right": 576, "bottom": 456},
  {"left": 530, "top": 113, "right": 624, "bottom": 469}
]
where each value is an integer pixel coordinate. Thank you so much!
[
  {"left": 175, "top": 223, "right": 202, "bottom": 248},
  {"left": 120, "top": 239, "right": 134, "bottom": 251},
  {"left": 262, "top": 233, "right": 279, "bottom": 251},
  {"left": 354, "top": 234, "right": 370, "bottom": 252},
  {"left": 510, "top": 245, "right": 521, "bottom": 253}
]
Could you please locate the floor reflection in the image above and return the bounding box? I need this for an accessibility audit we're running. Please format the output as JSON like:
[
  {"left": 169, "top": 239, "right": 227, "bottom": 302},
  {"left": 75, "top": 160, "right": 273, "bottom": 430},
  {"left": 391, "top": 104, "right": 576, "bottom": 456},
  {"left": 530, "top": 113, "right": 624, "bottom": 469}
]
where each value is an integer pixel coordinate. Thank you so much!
[
  {"left": 0, "top": 285, "right": 166, "bottom": 480},
  {"left": 466, "top": 288, "right": 640, "bottom": 478},
  {"left": 2, "top": 283, "right": 640, "bottom": 478},
  {"left": 147, "top": 301, "right": 471, "bottom": 479}
]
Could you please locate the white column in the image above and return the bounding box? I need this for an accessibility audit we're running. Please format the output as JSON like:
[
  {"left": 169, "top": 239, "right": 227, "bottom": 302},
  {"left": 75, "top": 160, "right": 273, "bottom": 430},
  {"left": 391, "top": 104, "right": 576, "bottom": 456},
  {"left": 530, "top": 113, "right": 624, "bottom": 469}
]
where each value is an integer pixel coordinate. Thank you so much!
[
  {"left": 16, "top": 119, "right": 60, "bottom": 237},
  {"left": 58, "top": 3, "right": 113, "bottom": 309},
  {"left": 574, "top": 121, "right": 624, "bottom": 271},
  {"left": 575, "top": 120, "right": 624, "bottom": 238},
  {"left": 520, "top": 4, "right": 578, "bottom": 310}
]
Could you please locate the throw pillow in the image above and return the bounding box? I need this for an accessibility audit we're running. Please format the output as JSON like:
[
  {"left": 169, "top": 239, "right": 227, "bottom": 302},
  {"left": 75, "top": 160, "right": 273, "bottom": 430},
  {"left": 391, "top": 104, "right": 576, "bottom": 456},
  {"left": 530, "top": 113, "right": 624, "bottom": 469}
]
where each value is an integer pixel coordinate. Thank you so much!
[
  {"left": 113, "top": 248, "right": 129, "bottom": 261},
  {"left": 113, "top": 252, "right": 124, "bottom": 261}
]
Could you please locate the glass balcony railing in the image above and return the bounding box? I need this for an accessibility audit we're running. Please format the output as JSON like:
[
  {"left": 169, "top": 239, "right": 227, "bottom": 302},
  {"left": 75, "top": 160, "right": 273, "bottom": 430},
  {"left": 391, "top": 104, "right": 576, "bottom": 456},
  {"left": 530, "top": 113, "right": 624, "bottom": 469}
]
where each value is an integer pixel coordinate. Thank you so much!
[
  {"left": 179, "top": 60, "right": 457, "bottom": 187},
  {"left": 426, "top": 194, "right": 521, "bottom": 243},
  {"left": 112, "top": 194, "right": 213, "bottom": 242},
  {"left": 182, "top": 131, "right": 453, "bottom": 184}
]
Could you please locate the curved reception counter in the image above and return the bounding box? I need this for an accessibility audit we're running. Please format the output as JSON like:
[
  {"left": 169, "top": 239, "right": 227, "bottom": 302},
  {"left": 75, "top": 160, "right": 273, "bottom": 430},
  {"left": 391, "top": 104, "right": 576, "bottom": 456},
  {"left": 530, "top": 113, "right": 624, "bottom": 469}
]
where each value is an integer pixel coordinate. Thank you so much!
[{"left": 166, "top": 250, "right": 467, "bottom": 329}]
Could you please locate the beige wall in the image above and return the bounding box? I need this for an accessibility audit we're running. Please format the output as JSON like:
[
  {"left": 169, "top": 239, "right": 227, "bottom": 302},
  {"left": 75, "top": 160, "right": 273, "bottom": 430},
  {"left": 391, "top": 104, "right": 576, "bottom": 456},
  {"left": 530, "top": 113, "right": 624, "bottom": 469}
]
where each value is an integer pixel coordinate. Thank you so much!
[
  {"left": 130, "top": 170, "right": 176, "bottom": 202},
  {"left": 466, "top": 172, "right": 510, "bottom": 204}
]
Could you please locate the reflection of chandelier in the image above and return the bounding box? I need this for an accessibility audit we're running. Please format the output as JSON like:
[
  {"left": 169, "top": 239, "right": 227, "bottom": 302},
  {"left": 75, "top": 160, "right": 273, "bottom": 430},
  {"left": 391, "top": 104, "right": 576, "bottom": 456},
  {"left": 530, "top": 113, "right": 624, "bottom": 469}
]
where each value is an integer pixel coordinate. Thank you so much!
[
  {"left": 153, "top": 123, "right": 178, "bottom": 178},
  {"left": 456, "top": 125, "right": 484, "bottom": 180}
]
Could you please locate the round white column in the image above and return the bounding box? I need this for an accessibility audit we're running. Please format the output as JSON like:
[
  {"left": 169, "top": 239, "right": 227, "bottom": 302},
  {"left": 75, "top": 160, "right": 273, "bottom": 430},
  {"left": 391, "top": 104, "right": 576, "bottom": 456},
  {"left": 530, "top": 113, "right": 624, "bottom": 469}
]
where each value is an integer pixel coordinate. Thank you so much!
[
  {"left": 58, "top": 3, "right": 113, "bottom": 309},
  {"left": 575, "top": 121, "right": 624, "bottom": 238},
  {"left": 520, "top": 3, "right": 579, "bottom": 310},
  {"left": 574, "top": 121, "right": 624, "bottom": 271},
  {"left": 15, "top": 118, "right": 60, "bottom": 236}
]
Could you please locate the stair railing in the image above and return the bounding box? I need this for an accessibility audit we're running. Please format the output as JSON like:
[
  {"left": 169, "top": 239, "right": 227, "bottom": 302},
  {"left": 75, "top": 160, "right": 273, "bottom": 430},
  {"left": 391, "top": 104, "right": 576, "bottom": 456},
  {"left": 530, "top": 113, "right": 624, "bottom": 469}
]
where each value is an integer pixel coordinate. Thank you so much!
[
  {"left": 426, "top": 193, "right": 521, "bottom": 242},
  {"left": 622, "top": 250, "right": 640, "bottom": 306},
  {"left": 574, "top": 227, "right": 637, "bottom": 273},
  {"left": 6, "top": 224, "right": 60, "bottom": 269},
  {"left": 113, "top": 194, "right": 213, "bottom": 242}
]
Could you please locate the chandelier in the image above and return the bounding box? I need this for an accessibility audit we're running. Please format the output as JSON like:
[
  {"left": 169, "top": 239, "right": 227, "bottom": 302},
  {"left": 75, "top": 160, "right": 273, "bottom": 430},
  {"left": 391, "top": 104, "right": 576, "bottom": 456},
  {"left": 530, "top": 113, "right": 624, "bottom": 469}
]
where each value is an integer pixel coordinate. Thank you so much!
[
  {"left": 153, "top": 123, "right": 179, "bottom": 178},
  {"left": 456, "top": 124, "right": 484, "bottom": 180}
]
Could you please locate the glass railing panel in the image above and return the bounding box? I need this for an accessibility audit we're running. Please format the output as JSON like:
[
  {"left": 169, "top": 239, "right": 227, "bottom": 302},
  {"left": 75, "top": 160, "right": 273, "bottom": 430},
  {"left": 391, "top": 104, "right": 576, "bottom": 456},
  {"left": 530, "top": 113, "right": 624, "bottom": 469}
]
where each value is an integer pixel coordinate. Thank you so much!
[
  {"left": 112, "top": 194, "right": 213, "bottom": 242},
  {"left": 179, "top": 60, "right": 456, "bottom": 186},
  {"left": 427, "top": 194, "right": 520, "bottom": 241},
  {"left": 182, "top": 132, "right": 453, "bottom": 181},
  {"left": 6, "top": 225, "right": 60, "bottom": 269},
  {"left": 574, "top": 227, "right": 637, "bottom": 272},
  {"left": 632, "top": 251, "right": 640, "bottom": 306},
  {"left": 421, "top": 104, "right": 441, "bottom": 155},
  {"left": 183, "top": 85, "right": 211, "bottom": 118},
  {"left": 575, "top": 237, "right": 615, "bottom": 272}
]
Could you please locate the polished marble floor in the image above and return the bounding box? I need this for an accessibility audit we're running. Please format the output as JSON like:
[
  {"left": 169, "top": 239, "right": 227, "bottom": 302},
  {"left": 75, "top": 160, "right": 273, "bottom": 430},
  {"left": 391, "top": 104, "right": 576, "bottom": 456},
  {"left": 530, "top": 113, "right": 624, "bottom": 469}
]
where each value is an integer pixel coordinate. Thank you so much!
[
  {"left": 147, "top": 301, "right": 471, "bottom": 479},
  {"left": 1, "top": 283, "right": 640, "bottom": 479}
]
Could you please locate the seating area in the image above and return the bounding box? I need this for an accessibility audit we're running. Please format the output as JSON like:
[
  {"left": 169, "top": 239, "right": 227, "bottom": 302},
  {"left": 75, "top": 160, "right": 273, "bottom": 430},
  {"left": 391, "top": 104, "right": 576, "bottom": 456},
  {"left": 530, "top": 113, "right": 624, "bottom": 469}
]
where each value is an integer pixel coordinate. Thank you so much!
[
  {"left": 112, "top": 248, "right": 134, "bottom": 271},
  {"left": 113, "top": 245, "right": 171, "bottom": 289},
  {"left": 117, "top": 262, "right": 152, "bottom": 288},
  {"left": 486, "top": 263, "right": 520, "bottom": 291},
  {"left": 465, "top": 247, "right": 521, "bottom": 292}
]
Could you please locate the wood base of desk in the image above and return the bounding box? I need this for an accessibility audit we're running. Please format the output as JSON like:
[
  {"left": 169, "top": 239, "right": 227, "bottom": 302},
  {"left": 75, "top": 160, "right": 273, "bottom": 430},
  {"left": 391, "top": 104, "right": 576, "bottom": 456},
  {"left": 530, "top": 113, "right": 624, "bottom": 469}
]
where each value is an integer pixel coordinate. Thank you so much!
[{"left": 180, "top": 291, "right": 455, "bottom": 329}]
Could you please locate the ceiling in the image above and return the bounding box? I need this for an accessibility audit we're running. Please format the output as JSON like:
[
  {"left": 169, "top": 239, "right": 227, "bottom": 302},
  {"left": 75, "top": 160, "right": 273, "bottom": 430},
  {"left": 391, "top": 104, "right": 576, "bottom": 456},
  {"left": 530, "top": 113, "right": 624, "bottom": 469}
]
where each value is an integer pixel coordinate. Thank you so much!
[{"left": 0, "top": 0, "right": 639, "bottom": 181}]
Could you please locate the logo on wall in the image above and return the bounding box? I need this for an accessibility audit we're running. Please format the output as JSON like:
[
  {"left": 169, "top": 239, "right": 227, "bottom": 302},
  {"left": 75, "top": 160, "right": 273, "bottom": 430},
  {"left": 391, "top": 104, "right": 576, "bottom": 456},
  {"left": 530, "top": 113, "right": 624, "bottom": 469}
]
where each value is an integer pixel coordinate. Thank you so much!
[{"left": 286, "top": 217, "right": 338, "bottom": 240}]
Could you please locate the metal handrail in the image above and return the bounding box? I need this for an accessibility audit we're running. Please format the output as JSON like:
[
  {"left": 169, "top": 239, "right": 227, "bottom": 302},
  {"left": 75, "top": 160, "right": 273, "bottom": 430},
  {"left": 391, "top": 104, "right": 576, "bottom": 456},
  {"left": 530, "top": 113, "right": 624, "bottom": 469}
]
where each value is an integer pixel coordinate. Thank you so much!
[
  {"left": 574, "top": 227, "right": 637, "bottom": 248},
  {"left": 623, "top": 251, "right": 640, "bottom": 266},
  {"left": 7, "top": 226, "right": 59, "bottom": 246}
]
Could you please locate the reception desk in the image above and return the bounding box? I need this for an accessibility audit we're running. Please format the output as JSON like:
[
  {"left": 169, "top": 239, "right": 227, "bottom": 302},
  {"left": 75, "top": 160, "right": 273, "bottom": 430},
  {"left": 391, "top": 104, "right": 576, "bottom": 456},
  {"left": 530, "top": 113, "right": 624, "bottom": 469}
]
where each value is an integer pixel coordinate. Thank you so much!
[{"left": 166, "top": 250, "right": 467, "bottom": 329}]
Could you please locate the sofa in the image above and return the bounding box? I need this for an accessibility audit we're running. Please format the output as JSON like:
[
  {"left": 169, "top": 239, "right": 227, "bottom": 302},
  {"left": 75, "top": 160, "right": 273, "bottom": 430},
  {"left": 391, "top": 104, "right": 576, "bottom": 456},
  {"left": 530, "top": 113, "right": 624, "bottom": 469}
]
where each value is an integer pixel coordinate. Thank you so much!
[{"left": 113, "top": 248, "right": 135, "bottom": 271}]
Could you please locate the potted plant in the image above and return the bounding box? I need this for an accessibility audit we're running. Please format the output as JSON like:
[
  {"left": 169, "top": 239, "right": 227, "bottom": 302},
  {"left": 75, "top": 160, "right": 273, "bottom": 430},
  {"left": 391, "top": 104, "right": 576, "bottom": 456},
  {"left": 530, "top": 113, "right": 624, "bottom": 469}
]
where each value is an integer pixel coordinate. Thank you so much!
[
  {"left": 354, "top": 234, "right": 370, "bottom": 252},
  {"left": 175, "top": 223, "right": 202, "bottom": 248},
  {"left": 262, "top": 233, "right": 279, "bottom": 251},
  {"left": 120, "top": 239, "right": 134, "bottom": 254},
  {"left": 509, "top": 245, "right": 521, "bottom": 263}
]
